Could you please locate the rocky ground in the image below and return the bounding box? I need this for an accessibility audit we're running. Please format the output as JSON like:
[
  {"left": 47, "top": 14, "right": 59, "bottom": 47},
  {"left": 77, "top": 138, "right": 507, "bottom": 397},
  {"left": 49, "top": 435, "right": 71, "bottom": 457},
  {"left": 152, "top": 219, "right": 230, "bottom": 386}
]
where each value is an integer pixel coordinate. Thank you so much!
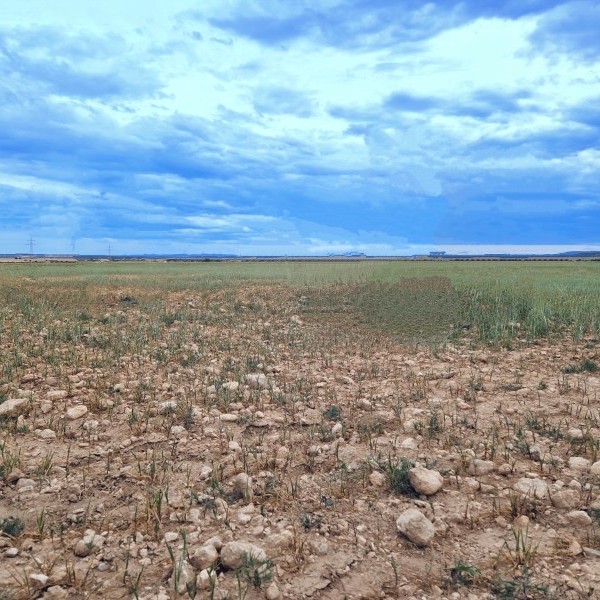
[{"left": 0, "top": 284, "right": 599, "bottom": 599}]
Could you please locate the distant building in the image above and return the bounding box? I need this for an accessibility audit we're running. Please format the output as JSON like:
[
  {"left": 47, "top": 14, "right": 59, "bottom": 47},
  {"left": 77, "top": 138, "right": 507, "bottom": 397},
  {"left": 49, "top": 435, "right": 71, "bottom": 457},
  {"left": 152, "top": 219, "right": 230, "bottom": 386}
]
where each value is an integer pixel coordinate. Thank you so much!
[{"left": 429, "top": 251, "right": 447, "bottom": 258}]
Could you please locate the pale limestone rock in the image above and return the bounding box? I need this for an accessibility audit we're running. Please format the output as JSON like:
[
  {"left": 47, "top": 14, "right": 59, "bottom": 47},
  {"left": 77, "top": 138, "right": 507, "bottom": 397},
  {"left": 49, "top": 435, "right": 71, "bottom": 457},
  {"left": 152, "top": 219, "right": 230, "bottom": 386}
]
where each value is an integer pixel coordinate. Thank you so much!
[
  {"left": 159, "top": 401, "right": 177, "bottom": 414},
  {"left": 369, "top": 471, "right": 386, "bottom": 487},
  {"left": 36, "top": 428, "right": 57, "bottom": 440},
  {"left": 301, "top": 408, "right": 321, "bottom": 425},
  {"left": 42, "top": 586, "right": 69, "bottom": 599},
  {"left": 16, "top": 478, "right": 36, "bottom": 489},
  {"left": 198, "top": 568, "right": 218, "bottom": 590},
  {"left": 190, "top": 544, "right": 218, "bottom": 571},
  {"left": 266, "top": 530, "right": 293, "bottom": 554},
  {"left": 396, "top": 509, "right": 435, "bottom": 547},
  {"left": 513, "top": 515, "right": 529, "bottom": 530},
  {"left": 232, "top": 473, "right": 253, "bottom": 501},
  {"left": 408, "top": 467, "right": 443, "bottom": 496},
  {"left": 567, "top": 457, "right": 591, "bottom": 473},
  {"left": 0, "top": 398, "right": 28, "bottom": 417},
  {"left": 552, "top": 489, "right": 580, "bottom": 509},
  {"left": 514, "top": 477, "right": 549, "bottom": 499},
  {"left": 468, "top": 459, "right": 494, "bottom": 476},
  {"left": 220, "top": 541, "right": 266, "bottom": 569},
  {"left": 169, "top": 560, "right": 195, "bottom": 595},
  {"left": 73, "top": 533, "right": 105, "bottom": 557},
  {"left": 30, "top": 573, "right": 49, "bottom": 588},
  {"left": 219, "top": 413, "right": 238, "bottom": 422},
  {"left": 569, "top": 539, "right": 583, "bottom": 555},
  {"left": 401, "top": 437, "right": 418, "bottom": 449},
  {"left": 199, "top": 464, "right": 213, "bottom": 480},
  {"left": 566, "top": 510, "right": 592, "bottom": 526},
  {"left": 66, "top": 405, "right": 88, "bottom": 420},
  {"left": 266, "top": 582, "right": 281, "bottom": 600},
  {"left": 245, "top": 373, "right": 269, "bottom": 389}
]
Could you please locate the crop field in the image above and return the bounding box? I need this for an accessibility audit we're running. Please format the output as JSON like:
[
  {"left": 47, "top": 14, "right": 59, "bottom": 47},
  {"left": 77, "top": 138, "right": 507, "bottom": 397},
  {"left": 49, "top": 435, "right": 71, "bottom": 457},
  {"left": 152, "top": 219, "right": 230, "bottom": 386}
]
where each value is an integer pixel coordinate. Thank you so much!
[{"left": 0, "top": 261, "right": 600, "bottom": 599}]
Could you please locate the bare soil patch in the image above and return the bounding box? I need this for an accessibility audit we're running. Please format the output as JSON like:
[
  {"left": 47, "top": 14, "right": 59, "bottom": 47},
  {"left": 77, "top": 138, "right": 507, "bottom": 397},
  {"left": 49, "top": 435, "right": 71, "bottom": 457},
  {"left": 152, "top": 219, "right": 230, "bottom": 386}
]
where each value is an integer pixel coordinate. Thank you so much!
[{"left": 0, "top": 283, "right": 599, "bottom": 599}]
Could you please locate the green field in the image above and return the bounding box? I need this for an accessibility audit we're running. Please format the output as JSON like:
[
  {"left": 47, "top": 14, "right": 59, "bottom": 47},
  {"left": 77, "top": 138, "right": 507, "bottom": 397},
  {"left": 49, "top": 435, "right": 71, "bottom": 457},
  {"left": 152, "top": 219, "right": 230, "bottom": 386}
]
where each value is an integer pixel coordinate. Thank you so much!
[{"left": 1, "top": 260, "right": 600, "bottom": 344}]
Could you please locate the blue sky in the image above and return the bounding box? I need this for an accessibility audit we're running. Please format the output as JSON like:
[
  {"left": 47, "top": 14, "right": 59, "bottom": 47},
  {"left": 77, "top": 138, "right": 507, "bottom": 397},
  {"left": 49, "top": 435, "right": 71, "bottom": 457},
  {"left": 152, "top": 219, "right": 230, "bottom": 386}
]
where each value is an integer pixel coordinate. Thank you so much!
[{"left": 1, "top": 0, "right": 599, "bottom": 255}]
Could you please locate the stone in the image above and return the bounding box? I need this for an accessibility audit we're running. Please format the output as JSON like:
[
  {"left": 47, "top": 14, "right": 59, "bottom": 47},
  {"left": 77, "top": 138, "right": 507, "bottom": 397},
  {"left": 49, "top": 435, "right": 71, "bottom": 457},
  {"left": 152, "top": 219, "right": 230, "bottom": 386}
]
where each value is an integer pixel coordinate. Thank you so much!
[
  {"left": 266, "top": 530, "right": 294, "bottom": 553},
  {"left": 222, "top": 381, "right": 239, "bottom": 392},
  {"left": 30, "top": 573, "right": 49, "bottom": 588},
  {"left": 236, "top": 504, "right": 255, "bottom": 525},
  {"left": 331, "top": 422, "right": 343, "bottom": 437},
  {"left": 198, "top": 568, "right": 218, "bottom": 590},
  {"left": 569, "top": 539, "right": 583, "bottom": 555},
  {"left": 369, "top": 471, "right": 386, "bottom": 487},
  {"left": 567, "top": 428, "right": 584, "bottom": 440},
  {"left": 513, "top": 515, "right": 529, "bottom": 530},
  {"left": 275, "top": 446, "right": 289, "bottom": 468},
  {"left": 169, "top": 560, "right": 195, "bottom": 595},
  {"left": 42, "top": 586, "right": 69, "bottom": 599},
  {"left": 396, "top": 509, "right": 435, "bottom": 547},
  {"left": 232, "top": 473, "right": 253, "bottom": 501},
  {"left": 199, "top": 465, "right": 213, "bottom": 480},
  {"left": 590, "top": 461, "right": 600, "bottom": 477},
  {"left": 190, "top": 544, "right": 218, "bottom": 570},
  {"left": 220, "top": 541, "right": 266, "bottom": 569},
  {"left": 400, "top": 437, "right": 418, "bottom": 449},
  {"left": 514, "top": 478, "right": 548, "bottom": 499},
  {"left": 204, "top": 535, "right": 223, "bottom": 551},
  {"left": 566, "top": 510, "right": 592, "bottom": 526},
  {"left": 408, "top": 466, "right": 444, "bottom": 496},
  {"left": 73, "top": 533, "right": 105, "bottom": 557},
  {"left": 266, "top": 582, "right": 281, "bottom": 600},
  {"left": 219, "top": 413, "right": 238, "bottom": 422},
  {"left": 300, "top": 408, "right": 321, "bottom": 425},
  {"left": 245, "top": 373, "right": 269, "bottom": 389},
  {"left": 468, "top": 459, "right": 495, "bottom": 476},
  {"left": 159, "top": 401, "right": 177, "bottom": 414},
  {"left": 16, "top": 478, "right": 36, "bottom": 489},
  {"left": 0, "top": 398, "right": 28, "bottom": 417},
  {"left": 567, "top": 457, "right": 591, "bottom": 473},
  {"left": 552, "top": 489, "right": 580, "bottom": 509},
  {"left": 66, "top": 405, "right": 88, "bottom": 420},
  {"left": 47, "top": 390, "right": 68, "bottom": 401},
  {"left": 36, "top": 428, "right": 57, "bottom": 440}
]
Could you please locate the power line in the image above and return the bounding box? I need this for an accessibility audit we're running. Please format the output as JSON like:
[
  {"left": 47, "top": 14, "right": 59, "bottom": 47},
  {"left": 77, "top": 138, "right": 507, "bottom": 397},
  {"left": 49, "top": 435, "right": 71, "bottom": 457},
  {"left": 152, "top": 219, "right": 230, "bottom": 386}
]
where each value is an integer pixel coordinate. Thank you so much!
[{"left": 26, "top": 237, "right": 35, "bottom": 255}]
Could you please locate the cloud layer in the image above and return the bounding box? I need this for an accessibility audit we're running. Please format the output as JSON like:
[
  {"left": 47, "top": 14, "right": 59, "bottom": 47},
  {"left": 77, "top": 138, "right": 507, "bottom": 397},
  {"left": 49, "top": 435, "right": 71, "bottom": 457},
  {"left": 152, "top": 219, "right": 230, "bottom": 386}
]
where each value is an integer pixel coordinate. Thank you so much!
[{"left": 1, "top": 0, "right": 599, "bottom": 254}]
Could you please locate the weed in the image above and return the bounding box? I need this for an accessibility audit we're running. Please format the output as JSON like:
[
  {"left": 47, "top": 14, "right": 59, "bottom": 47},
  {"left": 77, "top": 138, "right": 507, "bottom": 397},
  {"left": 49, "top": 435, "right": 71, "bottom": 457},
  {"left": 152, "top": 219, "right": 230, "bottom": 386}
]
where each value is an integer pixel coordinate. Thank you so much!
[
  {"left": 414, "top": 411, "right": 445, "bottom": 439},
  {"left": 1, "top": 516, "right": 25, "bottom": 538},
  {"left": 301, "top": 512, "right": 322, "bottom": 531},
  {"left": 447, "top": 560, "right": 481, "bottom": 588},
  {"left": 236, "top": 552, "right": 274, "bottom": 590},
  {"left": 490, "top": 568, "right": 549, "bottom": 599},
  {"left": 323, "top": 405, "right": 342, "bottom": 421},
  {"left": 378, "top": 456, "right": 417, "bottom": 497}
]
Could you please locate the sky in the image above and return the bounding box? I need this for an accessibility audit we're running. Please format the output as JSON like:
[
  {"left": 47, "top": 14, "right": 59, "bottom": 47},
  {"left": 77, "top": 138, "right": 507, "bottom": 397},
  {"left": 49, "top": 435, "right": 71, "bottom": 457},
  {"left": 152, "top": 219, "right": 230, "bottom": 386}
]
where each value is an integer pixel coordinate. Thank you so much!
[{"left": 1, "top": 0, "right": 599, "bottom": 256}]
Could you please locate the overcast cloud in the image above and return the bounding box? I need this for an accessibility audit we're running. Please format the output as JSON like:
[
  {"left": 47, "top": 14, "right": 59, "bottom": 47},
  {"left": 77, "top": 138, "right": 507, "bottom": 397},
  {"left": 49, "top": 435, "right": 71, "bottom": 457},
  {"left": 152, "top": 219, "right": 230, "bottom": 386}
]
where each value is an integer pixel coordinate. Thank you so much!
[{"left": 1, "top": 0, "right": 599, "bottom": 255}]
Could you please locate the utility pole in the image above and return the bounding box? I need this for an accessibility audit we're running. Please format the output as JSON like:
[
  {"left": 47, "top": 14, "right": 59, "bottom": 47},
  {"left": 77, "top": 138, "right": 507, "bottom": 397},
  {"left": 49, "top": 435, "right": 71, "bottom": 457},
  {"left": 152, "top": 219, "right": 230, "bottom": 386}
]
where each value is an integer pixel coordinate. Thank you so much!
[
  {"left": 27, "top": 237, "right": 35, "bottom": 255},
  {"left": 108, "top": 243, "right": 111, "bottom": 258}
]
